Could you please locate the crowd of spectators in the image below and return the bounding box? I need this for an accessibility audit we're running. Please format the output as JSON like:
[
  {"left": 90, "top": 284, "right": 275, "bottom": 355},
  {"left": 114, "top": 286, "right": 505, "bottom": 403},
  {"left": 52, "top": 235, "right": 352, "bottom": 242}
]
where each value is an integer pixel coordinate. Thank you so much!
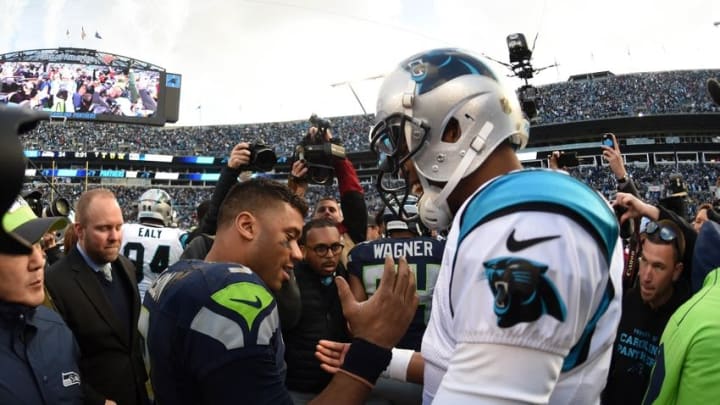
[
  {"left": 567, "top": 163, "right": 717, "bottom": 217},
  {"left": 22, "top": 114, "right": 374, "bottom": 156},
  {"left": 18, "top": 69, "right": 720, "bottom": 157},
  {"left": 22, "top": 161, "right": 717, "bottom": 233},
  {"left": 535, "top": 69, "right": 720, "bottom": 124}
]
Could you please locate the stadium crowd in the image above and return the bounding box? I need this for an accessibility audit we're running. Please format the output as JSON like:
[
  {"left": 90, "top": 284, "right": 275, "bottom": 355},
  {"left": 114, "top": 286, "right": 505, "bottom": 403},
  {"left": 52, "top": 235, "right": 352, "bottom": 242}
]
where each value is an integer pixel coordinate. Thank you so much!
[
  {"left": 23, "top": 161, "right": 718, "bottom": 231},
  {"left": 535, "top": 69, "right": 720, "bottom": 124},
  {"left": 19, "top": 69, "right": 720, "bottom": 156}
]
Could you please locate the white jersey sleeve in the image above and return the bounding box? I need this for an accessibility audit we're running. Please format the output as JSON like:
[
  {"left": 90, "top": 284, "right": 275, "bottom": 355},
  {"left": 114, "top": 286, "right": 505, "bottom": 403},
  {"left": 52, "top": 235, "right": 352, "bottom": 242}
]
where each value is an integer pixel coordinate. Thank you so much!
[
  {"left": 421, "top": 170, "right": 623, "bottom": 404},
  {"left": 121, "top": 223, "right": 187, "bottom": 301}
]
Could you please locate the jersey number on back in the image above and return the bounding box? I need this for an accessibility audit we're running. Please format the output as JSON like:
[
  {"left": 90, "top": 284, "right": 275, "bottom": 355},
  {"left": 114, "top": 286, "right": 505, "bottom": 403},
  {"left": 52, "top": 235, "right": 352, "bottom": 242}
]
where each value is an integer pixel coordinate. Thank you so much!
[{"left": 123, "top": 242, "right": 170, "bottom": 274}]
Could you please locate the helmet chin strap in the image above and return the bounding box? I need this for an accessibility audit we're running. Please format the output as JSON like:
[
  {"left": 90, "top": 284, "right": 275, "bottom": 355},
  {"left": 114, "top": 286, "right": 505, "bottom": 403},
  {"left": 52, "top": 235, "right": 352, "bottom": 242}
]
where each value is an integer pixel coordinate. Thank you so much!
[{"left": 417, "top": 121, "right": 494, "bottom": 230}]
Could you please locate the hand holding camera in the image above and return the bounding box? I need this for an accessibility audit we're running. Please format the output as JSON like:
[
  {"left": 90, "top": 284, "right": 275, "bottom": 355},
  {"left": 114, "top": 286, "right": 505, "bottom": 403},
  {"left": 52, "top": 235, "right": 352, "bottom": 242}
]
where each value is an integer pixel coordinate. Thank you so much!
[
  {"left": 548, "top": 150, "right": 579, "bottom": 169},
  {"left": 228, "top": 141, "right": 277, "bottom": 172},
  {"left": 556, "top": 152, "right": 579, "bottom": 168},
  {"left": 292, "top": 113, "right": 346, "bottom": 185},
  {"left": 600, "top": 133, "right": 627, "bottom": 181},
  {"left": 227, "top": 143, "right": 251, "bottom": 170}
]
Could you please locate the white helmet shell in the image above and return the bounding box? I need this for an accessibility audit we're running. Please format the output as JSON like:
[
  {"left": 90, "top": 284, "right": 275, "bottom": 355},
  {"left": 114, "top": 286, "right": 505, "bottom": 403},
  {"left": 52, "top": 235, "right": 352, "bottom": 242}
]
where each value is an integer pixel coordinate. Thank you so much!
[
  {"left": 138, "top": 189, "right": 173, "bottom": 226},
  {"left": 371, "top": 48, "right": 529, "bottom": 230}
]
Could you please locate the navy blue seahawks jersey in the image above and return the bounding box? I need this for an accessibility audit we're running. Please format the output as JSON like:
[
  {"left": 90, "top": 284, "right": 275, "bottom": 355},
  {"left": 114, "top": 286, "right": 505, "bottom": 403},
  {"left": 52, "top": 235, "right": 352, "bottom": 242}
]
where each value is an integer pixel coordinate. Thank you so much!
[
  {"left": 140, "top": 260, "right": 292, "bottom": 405},
  {"left": 347, "top": 236, "right": 444, "bottom": 350}
]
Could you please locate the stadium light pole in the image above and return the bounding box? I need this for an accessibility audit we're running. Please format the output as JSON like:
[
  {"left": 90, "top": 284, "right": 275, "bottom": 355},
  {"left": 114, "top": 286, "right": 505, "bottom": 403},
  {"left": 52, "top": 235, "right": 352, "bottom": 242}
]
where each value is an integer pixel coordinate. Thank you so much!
[{"left": 330, "top": 75, "right": 384, "bottom": 117}]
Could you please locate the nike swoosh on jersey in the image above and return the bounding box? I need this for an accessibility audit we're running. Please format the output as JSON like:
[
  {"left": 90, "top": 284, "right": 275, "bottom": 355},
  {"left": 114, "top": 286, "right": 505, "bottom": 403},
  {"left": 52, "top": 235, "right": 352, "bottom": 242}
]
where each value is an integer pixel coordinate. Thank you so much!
[
  {"left": 506, "top": 229, "right": 560, "bottom": 252},
  {"left": 229, "top": 296, "right": 262, "bottom": 308}
]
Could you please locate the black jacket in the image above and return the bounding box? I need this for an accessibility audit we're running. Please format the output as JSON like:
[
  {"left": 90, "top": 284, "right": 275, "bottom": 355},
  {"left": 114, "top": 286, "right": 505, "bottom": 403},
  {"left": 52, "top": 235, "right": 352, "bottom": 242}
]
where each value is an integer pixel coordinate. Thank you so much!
[
  {"left": 46, "top": 248, "right": 148, "bottom": 405},
  {"left": 282, "top": 261, "right": 350, "bottom": 393}
]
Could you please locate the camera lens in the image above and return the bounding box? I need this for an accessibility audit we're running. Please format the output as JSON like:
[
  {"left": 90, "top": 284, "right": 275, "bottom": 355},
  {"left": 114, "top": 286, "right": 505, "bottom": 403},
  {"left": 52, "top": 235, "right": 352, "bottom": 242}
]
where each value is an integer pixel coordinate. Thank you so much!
[{"left": 251, "top": 147, "right": 276, "bottom": 172}]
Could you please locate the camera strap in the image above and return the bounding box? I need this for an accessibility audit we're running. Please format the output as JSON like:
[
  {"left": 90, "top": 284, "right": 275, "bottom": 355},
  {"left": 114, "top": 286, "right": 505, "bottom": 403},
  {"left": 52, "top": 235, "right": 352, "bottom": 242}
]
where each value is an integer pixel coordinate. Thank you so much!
[{"left": 623, "top": 225, "right": 641, "bottom": 291}]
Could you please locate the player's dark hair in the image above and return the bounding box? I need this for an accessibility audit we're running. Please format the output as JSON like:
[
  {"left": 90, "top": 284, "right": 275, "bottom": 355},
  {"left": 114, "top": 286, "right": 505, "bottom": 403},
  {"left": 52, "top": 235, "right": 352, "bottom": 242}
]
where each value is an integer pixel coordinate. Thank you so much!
[{"left": 217, "top": 179, "right": 308, "bottom": 228}]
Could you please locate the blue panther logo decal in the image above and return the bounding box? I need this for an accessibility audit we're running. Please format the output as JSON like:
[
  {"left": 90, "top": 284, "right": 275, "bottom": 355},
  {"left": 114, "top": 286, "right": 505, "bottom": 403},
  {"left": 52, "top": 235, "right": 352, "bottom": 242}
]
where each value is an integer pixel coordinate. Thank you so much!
[
  {"left": 401, "top": 48, "right": 498, "bottom": 95},
  {"left": 483, "top": 257, "right": 566, "bottom": 328}
]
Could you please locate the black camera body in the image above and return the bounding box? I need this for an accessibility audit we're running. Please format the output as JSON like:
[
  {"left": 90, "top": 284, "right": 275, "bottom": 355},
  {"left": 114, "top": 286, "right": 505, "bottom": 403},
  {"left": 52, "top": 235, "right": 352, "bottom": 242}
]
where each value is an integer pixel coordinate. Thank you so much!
[
  {"left": 293, "top": 114, "right": 346, "bottom": 185},
  {"left": 556, "top": 152, "right": 579, "bottom": 168},
  {"left": 309, "top": 113, "right": 332, "bottom": 137},
  {"left": 246, "top": 143, "right": 277, "bottom": 172}
]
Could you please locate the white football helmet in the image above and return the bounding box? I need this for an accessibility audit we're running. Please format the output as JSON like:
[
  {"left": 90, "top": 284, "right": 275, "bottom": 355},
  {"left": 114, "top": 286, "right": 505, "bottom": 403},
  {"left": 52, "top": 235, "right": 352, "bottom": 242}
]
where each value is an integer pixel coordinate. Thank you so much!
[
  {"left": 137, "top": 189, "right": 173, "bottom": 226},
  {"left": 369, "top": 48, "right": 529, "bottom": 230}
]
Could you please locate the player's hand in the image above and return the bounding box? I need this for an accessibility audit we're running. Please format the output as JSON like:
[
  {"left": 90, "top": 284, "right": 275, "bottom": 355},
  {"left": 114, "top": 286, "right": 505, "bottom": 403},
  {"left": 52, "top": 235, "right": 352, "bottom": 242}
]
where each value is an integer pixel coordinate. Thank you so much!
[
  {"left": 315, "top": 339, "right": 350, "bottom": 374},
  {"left": 613, "top": 192, "right": 660, "bottom": 223},
  {"left": 227, "top": 142, "right": 251, "bottom": 169},
  {"left": 336, "top": 255, "right": 418, "bottom": 349}
]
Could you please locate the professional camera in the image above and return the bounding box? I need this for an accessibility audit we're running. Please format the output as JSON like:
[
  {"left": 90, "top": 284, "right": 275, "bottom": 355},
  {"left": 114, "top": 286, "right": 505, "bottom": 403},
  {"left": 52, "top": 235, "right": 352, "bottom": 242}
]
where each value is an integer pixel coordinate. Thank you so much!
[
  {"left": 23, "top": 190, "right": 72, "bottom": 218},
  {"left": 244, "top": 143, "right": 277, "bottom": 172},
  {"left": 309, "top": 113, "right": 332, "bottom": 140},
  {"left": 22, "top": 189, "right": 73, "bottom": 245},
  {"left": 292, "top": 114, "right": 346, "bottom": 185}
]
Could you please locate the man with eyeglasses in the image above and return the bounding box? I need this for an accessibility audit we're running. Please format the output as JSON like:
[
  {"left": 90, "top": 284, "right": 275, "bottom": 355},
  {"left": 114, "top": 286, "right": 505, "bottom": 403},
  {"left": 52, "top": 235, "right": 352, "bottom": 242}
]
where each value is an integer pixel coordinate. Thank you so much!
[
  {"left": 289, "top": 126, "right": 368, "bottom": 268},
  {"left": 603, "top": 219, "right": 690, "bottom": 405},
  {"left": 283, "top": 217, "right": 352, "bottom": 403}
]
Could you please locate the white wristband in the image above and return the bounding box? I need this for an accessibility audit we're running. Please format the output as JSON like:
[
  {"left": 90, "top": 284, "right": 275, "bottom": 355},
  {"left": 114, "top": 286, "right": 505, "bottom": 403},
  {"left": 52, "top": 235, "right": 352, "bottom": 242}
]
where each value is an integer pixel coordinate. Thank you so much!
[{"left": 379, "top": 348, "right": 414, "bottom": 381}]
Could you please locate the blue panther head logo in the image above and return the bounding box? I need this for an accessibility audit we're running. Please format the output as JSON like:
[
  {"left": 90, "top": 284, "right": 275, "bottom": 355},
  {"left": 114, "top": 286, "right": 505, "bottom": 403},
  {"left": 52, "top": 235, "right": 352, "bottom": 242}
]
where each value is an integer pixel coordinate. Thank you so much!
[
  {"left": 401, "top": 48, "right": 498, "bottom": 95},
  {"left": 483, "top": 256, "right": 566, "bottom": 328}
]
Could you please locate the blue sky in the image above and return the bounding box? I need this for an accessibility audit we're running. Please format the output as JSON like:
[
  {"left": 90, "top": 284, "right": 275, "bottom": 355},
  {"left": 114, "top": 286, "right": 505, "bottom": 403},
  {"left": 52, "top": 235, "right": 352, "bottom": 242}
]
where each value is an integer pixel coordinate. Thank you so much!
[{"left": 1, "top": 0, "right": 718, "bottom": 126}]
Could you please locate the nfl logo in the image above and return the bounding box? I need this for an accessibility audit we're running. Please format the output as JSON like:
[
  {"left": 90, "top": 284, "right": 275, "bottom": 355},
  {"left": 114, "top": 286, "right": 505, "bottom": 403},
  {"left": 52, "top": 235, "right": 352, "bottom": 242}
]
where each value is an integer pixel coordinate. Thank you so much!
[{"left": 62, "top": 371, "right": 81, "bottom": 387}]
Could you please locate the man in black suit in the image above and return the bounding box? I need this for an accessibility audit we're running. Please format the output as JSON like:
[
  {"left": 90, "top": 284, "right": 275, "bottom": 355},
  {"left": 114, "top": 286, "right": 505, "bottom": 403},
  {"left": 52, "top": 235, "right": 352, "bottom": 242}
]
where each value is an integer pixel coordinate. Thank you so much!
[{"left": 47, "top": 188, "right": 149, "bottom": 405}]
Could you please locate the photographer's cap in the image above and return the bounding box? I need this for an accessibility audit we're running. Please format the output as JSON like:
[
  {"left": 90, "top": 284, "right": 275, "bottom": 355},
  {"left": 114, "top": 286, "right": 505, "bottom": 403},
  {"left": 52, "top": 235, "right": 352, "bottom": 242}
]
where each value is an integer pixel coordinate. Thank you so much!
[{"left": 0, "top": 196, "right": 68, "bottom": 254}]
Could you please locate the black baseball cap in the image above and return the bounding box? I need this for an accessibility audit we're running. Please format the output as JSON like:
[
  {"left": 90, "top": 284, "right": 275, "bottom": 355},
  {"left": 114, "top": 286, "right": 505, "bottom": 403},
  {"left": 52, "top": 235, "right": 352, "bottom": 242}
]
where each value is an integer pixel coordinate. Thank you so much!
[{"left": 0, "top": 196, "right": 68, "bottom": 254}]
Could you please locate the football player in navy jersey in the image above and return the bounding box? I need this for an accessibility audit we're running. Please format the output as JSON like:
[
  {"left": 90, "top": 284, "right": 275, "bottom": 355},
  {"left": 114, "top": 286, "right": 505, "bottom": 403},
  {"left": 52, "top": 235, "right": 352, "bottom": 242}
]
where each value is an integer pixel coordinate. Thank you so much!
[
  {"left": 348, "top": 196, "right": 444, "bottom": 351},
  {"left": 347, "top": 198, "right": 444, "bottom": 404},
  {"left": 141, "top": 179, "right": 419, "bottom": 405}
]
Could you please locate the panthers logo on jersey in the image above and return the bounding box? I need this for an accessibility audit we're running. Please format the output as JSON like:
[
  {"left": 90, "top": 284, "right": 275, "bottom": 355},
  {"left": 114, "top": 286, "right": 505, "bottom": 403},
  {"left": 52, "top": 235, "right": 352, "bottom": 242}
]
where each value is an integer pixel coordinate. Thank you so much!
[{"left": 483, "top": 256, "right": 566, "bottom": 328}]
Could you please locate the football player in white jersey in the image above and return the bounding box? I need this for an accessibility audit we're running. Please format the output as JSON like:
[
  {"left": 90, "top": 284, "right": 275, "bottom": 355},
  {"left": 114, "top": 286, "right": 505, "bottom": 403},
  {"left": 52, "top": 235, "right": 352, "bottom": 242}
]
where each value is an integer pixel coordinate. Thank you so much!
[
  {"left": 318, "top": 48, "right": 623, "bottom": 404},
  {"left": 121, "top": 189, "right": 187, "bottom": 301}
]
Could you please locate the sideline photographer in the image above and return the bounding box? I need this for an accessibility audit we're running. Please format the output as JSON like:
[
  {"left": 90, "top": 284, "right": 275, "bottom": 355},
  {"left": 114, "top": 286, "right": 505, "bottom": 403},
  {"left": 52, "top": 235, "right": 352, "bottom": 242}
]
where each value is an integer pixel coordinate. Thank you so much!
[
  {"left": 289, "top": 124, "right": 367, "bottom": 266},
  {"left": 181, "top": 142, "right": 253, "bottom": 259},
  {"left": 188, "top": 141, "right": 276, "bottom": 243}
]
